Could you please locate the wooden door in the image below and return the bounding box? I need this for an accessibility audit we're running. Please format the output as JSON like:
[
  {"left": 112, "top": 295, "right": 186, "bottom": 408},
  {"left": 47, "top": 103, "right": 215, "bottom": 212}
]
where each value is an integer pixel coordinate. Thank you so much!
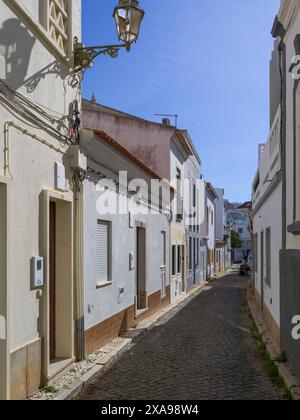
[{"left": 49, "top": 201, "right": 56, "bottom": 361}]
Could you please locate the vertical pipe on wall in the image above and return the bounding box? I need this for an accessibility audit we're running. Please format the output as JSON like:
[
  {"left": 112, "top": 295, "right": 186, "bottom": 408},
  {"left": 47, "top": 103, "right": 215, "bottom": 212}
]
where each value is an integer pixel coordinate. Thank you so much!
[
  {"left": 0, "top": 181, "right": 10, "bottom": 400},
  {"left": 74, "top": 181, "right": 85, "bottom": 361}
]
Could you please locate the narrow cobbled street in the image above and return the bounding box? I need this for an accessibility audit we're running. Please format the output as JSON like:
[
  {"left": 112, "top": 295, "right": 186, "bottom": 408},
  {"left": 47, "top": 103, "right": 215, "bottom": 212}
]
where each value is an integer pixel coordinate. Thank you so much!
[{"left": 77, "top": 275, "right": 280, "bottom": 401}]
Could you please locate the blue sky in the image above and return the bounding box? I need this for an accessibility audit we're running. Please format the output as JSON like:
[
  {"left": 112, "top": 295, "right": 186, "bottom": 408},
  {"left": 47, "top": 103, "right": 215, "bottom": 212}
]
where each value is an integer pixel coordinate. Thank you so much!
[{"left": 82, "top": 0, "right": 280, "bottom": 202}]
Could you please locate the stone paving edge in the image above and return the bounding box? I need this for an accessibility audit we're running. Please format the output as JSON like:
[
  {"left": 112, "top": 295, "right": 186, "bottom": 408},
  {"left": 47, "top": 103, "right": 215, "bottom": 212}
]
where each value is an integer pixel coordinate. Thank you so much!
[{"left": 247, "top": 287, "right": 300, "bottom": 401}]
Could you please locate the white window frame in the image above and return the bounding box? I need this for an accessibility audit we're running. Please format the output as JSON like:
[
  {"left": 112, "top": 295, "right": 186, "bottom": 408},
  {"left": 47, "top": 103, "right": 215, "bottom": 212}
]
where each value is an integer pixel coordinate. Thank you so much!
[
  {"left": 96, "top": 220, "right": 112, "bottom": 288},
  {"left": 161, "top": 231, "right": 167, "bottom": 268}
]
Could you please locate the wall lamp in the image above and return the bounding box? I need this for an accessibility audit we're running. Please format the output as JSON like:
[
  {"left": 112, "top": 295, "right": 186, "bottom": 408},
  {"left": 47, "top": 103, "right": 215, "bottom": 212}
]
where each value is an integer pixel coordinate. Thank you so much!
[{"left": 74, "top": 0, "right": 144, "bottom": 71}]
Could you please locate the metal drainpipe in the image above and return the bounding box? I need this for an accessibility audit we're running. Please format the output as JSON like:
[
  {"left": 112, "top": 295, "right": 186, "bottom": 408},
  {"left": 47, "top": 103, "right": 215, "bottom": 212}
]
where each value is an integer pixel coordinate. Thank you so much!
[{"left": 74, "top": 177, "right": 85, "bottom": 361}]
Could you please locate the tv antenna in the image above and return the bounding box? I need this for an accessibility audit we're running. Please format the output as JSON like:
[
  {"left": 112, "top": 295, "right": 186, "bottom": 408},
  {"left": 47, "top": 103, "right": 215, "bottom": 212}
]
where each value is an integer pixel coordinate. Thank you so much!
[{"left": 154, "top": 113, "right": 178, "bottom": 128}]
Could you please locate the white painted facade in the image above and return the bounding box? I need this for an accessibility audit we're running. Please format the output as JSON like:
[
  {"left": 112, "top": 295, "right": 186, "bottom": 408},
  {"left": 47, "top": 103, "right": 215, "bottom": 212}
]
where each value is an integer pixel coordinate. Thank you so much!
[
  {"left": 81, "top": 130, "right": 170, "bottom": 339},
  {"left": 252, "top": 107, "right": 282, "bottom": 335},
  {"left": 206, "top": 184, "right": 216, "bottom": 279},
  {"left": 226, "top": 207, "right": 251, "bottom": 262},
  {"left": 278, "top": 0, "right": 300, "bottom": 250},
  {"left": 199, "top": 178, "right": 208, "bottom": 283},
  {"left": 215, "top": 188, "right": 226, "bottom": 274},
  {"left": 0, "top": 0, "right": 82, "bottom": 399},
  {"left": 170, "top": 138, "right": 189, "bottom": 303},
  {"left": 182, "top": 132, "right": 203, "bottom": 292}
]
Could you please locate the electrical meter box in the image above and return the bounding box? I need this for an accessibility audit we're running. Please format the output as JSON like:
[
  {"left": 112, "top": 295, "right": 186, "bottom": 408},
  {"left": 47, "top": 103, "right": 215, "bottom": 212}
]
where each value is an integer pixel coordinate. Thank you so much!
[{"left": 31, "top": 257, "right": 44, "bottom": 289}]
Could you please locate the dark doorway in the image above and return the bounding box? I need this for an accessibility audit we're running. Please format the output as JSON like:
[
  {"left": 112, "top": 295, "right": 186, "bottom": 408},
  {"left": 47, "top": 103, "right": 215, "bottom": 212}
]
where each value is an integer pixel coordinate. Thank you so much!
[
  {"left": 136, "top": 227, "right": 147, "bottom": 311},
  {"left": 49, "top": 201, "right": 56, "bottom": 361},
  {"left": 260, "top": 231, "right": 264, "bottom": 311}
]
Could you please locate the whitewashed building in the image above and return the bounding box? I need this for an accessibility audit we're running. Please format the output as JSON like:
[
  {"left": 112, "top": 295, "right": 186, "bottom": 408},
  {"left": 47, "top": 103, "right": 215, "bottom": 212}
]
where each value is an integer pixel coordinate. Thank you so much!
[
  {"left": 205, "top": 183, "right": 217, "bottom": 279},
  {"left": 215, "top": 188, "right": 226, "bottom": 275},
  {"left": 270, "top": 0, "right": 300, "bottom": 379},
  {"left": 0, "top": 0, "right": 82, "bottom": 399},
  {"left": 226, "top": 204, "right": 251, "bottom": 263},
  {"left": 182, "top": 131, "right": 202, "bottom": 292},
  {"left": 81, "top": 129, "right": 171, "bottom": 354},
  {"left": 252, "top": 106, "right": 282, "bottom": 351},
  {"left": 82, "top": 100, "right": 200, "bottom": 304}
]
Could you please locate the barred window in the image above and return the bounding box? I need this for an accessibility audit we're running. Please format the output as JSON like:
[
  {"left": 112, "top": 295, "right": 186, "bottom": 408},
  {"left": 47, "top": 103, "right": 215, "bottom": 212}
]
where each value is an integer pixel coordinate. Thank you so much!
[{"left": 44, "top": 0, "right": 70, "bottom": 53}]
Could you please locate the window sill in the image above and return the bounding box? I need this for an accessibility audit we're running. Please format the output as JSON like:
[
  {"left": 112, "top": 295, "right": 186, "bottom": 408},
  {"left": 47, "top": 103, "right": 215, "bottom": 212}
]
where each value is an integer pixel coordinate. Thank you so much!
[
  {"left": 287, "top": 221, "right": 300, "bottom": 235},
  {"left": 96, "top": 281, "right": 112, "bottom": 290}
]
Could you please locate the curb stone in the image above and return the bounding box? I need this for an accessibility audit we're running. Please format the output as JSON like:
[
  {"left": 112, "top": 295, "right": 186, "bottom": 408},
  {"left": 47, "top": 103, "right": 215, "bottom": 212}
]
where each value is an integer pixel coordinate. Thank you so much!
[{"left": 247, "top": 292, "right": 300, "bottom": 400}]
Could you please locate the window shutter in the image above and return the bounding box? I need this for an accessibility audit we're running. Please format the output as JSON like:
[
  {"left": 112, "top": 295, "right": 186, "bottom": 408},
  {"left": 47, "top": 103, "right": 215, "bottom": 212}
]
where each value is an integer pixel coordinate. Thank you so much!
[{"left": 96, "top": 221, "right": 109, "bottom": 282}]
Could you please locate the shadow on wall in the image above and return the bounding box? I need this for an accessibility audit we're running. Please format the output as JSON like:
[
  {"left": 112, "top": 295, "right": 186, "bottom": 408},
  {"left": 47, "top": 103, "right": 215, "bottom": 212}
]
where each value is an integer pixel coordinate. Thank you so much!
[
  {"left": 0, "top": 18, "right": 80, "bottom": 94},
  {"left": 0, "top": 18, "right": 36, "bottom": 90}
]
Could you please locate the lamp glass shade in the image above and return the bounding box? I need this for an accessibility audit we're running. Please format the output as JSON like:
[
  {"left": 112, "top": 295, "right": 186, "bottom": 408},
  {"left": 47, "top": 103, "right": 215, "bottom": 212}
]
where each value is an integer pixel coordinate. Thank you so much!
[{"left": 114, "top": 0, "right": 144, "bottom": 44}]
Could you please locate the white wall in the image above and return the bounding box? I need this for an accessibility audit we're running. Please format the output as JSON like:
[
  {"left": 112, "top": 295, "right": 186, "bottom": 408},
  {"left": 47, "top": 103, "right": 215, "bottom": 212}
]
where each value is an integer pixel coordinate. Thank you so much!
[
  {"left": 82, "top": 132, "right": 170, "bottom": 329},
  {"left": 215, "top": 188, "right": 225, "bottom": 240},
  {"left": 170, "top": 140, "right": 186, "bottom": 302},
  {"left": 0, "top": 0, "right": 81, "bottom": 351},
  {"left": 0, "top": 0, "right": 81, "bottom": 397},
  {"left": 252, "top": 105, "right": 282, "bottom": 328},
  {"left": 253, "top": 183, "right": 282, "bottom": 327},
  {"left": 281, "top": 3, "right": 300, "bottom": 249},
  {"left": 207, "top": 192, "right": 215, "bottom": 278}
]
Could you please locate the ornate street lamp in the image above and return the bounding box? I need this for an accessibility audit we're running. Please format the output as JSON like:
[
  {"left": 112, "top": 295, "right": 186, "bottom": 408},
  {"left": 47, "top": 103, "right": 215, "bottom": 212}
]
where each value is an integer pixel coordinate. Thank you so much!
[{"left": 74, "top": 0, "right": 144, "bottom": 71}]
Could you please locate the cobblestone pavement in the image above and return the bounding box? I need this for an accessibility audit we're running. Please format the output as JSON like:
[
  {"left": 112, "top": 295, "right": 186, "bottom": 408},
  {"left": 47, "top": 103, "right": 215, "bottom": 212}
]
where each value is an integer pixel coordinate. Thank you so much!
[{"left": 77, "top": 275, "right": 280, "bottom": 400}]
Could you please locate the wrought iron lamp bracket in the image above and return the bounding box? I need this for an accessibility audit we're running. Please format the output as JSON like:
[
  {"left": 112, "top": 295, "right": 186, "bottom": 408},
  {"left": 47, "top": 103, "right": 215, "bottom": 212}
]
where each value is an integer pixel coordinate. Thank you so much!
[{"left": 73, "top": 37, "right": 130, "bottom": 71}]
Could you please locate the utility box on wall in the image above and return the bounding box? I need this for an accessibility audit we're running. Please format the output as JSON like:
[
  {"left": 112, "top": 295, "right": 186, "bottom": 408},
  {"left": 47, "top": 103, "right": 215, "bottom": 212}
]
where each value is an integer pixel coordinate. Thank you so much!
[
  {"left": 55, "top": 162, "right": 66, "bottom": 191},
  {"left": 71, "top": 145, "right": 87, "bottom": 171},
  {"left": 31, "top": 257, "right": 44, "bottom": 289}
]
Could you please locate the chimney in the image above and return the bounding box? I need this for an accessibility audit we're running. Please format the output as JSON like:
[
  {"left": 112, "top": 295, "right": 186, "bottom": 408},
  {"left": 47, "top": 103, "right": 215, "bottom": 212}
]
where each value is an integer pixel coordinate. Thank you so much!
[
  {"left": 162, "top": 118, "right": 171, "bottom": 126},
  {"left": 91, "top": 93, "right": 96, "bottom": 103}
]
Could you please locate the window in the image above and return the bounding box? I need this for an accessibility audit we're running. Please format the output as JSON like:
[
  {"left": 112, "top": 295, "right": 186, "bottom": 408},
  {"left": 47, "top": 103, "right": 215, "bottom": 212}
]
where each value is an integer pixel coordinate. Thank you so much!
[
  {"left": 238, "top": 228, "right": 243, "bottom": 234},
  {"left": 196, "top": 190, "right": 200, "bottom": 233},
  {"left": 189, "top": 238, "right": 193, "bottom": 270},
  {"left": 196, "top": 239, "right": 200, "bottom": 267},
  {"left": 254, "top": 233, "right": 258, "bottom": 274},
  {"left": 172, "top": 245, "right": 177, "bottom": 276},
  {"left": 45, "top": 0, "right": 70, "bottom": 53},
  {"left": 266, "top": 228, "right": 271, "bottom": 287},
  {"left": 206, "top": 207, "right": 209, "bottom": 231},
  {"left": 177, "top": 245, "right": 182, "bottom": 274},
  {"left": 159, "top": 188, "right": 163, "bottom": 213},
  {"left": 161, "top": 231, "right": 166, "bottom": 267},
  {"left": 211, "top": 211, "right": 214, "bottom": 226},
  {"left": 96, "top": 220, "right": 111, "bottom": 285},
  {"left": 176, "top": 168, "right": 182, "bottom": 195}
]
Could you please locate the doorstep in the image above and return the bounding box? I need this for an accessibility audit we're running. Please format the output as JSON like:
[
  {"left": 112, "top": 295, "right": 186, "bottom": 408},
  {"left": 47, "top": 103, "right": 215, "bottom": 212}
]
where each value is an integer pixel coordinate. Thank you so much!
[
  {"left": 48, "top": 358, "right": 74, "bottom": 384},
  {"left": 28, "top": 280, "right": 212, "bottom": 400},
  {"left": 247, "top": 286, "right": 300, "bottom": 400}
]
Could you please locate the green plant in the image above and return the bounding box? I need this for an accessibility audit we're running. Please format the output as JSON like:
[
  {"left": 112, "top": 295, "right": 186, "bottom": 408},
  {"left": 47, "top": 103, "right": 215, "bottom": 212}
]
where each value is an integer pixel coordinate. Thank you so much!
[
  {"left": 249, "top": 312, "right": 292, "bottom": 400},
  {"left": 231, "top": 230, "right": 242, "bottom": 249},
  {"left": 42, "top": 385, "right": 59, "bottom": 394}
]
